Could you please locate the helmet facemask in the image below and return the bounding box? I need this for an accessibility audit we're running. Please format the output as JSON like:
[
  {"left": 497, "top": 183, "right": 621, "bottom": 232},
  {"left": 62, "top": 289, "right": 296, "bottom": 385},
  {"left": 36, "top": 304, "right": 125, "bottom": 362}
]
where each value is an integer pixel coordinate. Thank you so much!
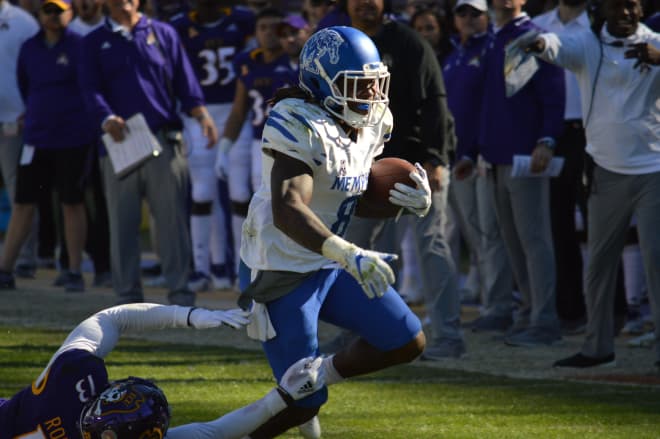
[{"left": 316, "top": 59, "right": 390, "bottom": 128}]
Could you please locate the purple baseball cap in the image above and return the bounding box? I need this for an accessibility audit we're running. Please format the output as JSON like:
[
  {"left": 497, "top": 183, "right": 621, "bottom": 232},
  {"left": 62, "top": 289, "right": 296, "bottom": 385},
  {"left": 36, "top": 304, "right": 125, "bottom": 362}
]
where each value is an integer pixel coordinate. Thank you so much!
[{"left": 278, "top": 14, "right": 309, "bottom": 34}]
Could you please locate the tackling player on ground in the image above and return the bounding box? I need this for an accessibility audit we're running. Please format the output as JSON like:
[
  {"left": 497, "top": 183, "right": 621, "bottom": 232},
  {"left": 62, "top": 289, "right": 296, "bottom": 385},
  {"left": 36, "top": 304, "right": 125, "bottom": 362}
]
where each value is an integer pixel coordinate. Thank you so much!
[
  {"left": 0, "top": 303, "right": 325, "bottom": 438},
  {"left": 238, "top": 26, "right": 432, "bottom": 437}
]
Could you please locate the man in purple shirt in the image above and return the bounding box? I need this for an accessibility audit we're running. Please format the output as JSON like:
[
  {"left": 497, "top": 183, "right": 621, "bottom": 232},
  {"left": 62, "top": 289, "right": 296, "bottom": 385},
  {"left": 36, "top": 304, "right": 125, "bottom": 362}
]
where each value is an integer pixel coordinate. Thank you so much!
[
  {"left": 0, "top": 0, "right": 92, "bottom": 292},
  {"left": 445, "top": 0, "right": 515, "bottom": 334},
  {"left": 78, "top": 0, "right": 219, "bottom": 306},
  {"left": 477, "top": 0, "right": 565, "bottom": 347}
]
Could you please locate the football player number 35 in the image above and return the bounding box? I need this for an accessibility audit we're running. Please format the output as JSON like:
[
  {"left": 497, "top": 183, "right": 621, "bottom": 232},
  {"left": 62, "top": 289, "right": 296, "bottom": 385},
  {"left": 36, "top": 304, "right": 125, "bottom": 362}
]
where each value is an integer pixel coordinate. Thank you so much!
[{"left": 199, "top": 47, "right": 236, "bottom": 86}]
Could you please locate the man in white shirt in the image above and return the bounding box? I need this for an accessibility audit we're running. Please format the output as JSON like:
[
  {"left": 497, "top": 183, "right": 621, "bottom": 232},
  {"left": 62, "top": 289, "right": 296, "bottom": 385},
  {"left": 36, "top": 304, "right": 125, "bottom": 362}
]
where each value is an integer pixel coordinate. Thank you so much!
[
  {"left": 527, "top": 0, "right": 660, "bottom": 369},
  {"left": 0, "top": 0, "right": 39, "bottom": 284},
  {"left": 533, "top": 0, "right": 591, "bottom": 335},
  {"left": 68, "top": 0, "right": 103, "bottom": 35}
]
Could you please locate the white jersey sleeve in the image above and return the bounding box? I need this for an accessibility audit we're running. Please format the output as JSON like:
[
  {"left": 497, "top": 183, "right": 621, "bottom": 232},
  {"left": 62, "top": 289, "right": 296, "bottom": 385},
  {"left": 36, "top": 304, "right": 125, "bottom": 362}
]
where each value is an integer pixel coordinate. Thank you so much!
[
  {"left": 240, "top": 98, "right": 393, "bottom": 273},
  {"left": 33, "top": 304, "right": 191, "bottom": 389}
]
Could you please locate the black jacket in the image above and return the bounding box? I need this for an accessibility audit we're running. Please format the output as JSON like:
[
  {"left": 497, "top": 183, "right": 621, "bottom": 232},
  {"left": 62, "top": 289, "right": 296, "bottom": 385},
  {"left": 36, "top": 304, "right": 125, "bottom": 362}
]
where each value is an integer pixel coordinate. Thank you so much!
[{"left": 372, "top": 20, "right": 456, "bottom": 166}]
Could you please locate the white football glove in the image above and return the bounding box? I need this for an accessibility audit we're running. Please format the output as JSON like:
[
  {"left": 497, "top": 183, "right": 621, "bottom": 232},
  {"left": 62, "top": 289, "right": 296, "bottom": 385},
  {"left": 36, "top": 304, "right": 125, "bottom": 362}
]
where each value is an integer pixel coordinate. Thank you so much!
[
  {"left": 214, "top": 137, "right": 233, "bottom": 180},
  {"left": 279, "top": 356, "right": 325, "bottom": 401},
  {"left": 188, "top": 307, "right": 251, "bottom": 330},
  {"left": 388, "top": 163, "right": 432, "bottom": 217},
  {"left": 321, "top": 235, "right": 397, "bottom": 299}
]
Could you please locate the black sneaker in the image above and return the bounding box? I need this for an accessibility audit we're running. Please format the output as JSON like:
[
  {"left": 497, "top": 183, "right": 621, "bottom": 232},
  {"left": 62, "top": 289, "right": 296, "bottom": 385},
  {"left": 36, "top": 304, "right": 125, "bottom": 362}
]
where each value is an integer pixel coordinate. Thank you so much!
[
  {"left": 470, "top": 315, "right": 513, "bottom": 333},
  {"left": 142, "top": 263, "right": 162, "bottom": 277},
  {"left": 64, "top": 272, "right": 85, "bottom": 292},
  {"left": 14, "top": 263, "right": 35, "bottom": 279},
  {"left": 0, "top": 271, "right": 16, "bottom": 289},
  {"left": 553, "top": 352, "right": 616, "bottom": 368}
]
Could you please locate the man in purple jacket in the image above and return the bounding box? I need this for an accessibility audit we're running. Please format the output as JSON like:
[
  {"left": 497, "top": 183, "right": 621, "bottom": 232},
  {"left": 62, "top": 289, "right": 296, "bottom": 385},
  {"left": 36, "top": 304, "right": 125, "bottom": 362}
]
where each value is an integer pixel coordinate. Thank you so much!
[
  {"left": 478, "top": 0, "right": 565, "bottom": 347},
  {"left": 0, "top": 0, "right": 91, "bottom": 292},
  {"left": 78, "top": 0, "right": 218, "bottom": 306}
]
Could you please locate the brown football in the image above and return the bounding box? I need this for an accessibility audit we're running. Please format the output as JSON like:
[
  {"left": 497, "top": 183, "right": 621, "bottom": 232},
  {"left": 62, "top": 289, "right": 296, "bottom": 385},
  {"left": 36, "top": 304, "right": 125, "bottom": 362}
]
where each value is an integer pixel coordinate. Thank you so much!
[{"left": 359, "top": 158, "right": 416, "bottom": 218}]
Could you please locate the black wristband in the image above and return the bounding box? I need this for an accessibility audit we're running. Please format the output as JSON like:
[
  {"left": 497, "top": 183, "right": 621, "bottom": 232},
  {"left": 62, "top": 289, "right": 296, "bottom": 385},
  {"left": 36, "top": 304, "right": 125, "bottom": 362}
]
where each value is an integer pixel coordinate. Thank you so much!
[
  {"left": 186, "top": 307, "right": 198, "bottom": 327},
  {"left": 276, "top": 386, "right": 295, "bottom": 406}
]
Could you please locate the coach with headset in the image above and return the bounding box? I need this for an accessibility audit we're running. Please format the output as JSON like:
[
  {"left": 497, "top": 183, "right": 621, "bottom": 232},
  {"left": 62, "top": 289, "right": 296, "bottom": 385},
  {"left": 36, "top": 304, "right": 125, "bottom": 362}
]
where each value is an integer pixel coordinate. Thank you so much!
[{"left": 526, "top": 0, "right": 660, "bottom": 370}]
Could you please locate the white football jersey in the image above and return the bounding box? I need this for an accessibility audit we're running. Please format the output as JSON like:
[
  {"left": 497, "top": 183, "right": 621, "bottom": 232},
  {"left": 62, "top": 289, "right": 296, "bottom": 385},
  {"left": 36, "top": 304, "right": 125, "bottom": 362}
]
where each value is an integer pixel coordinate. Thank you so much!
[{"left": 241, "top": 98, "right": 393, "bottom": 273}]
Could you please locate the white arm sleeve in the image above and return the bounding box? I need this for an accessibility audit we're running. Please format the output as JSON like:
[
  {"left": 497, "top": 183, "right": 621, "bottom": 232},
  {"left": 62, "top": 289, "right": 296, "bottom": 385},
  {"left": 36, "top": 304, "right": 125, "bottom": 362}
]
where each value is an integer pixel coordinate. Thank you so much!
[
  {"left": 56, "top": 303, "right": 191, "bottom": 358},
  {"left": 166, "top": 389, "right": 287, "bottom": 439},
  {"left": 34, "top": 304, "right": 191, "bottom": 389},
  {"left": 538, "top": 31, "right": 589, "bottom": 73}
]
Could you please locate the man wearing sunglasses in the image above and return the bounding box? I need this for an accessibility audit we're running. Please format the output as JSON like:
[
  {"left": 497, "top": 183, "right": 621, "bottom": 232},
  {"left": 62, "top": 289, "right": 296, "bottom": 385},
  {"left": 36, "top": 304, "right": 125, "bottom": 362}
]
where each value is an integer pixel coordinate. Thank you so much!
[
  {"left": 0, "top": 0, "right": 92, "bottom": 292},
  {"left": 446, "top": 0, "right": 517, "bottom": 335}
]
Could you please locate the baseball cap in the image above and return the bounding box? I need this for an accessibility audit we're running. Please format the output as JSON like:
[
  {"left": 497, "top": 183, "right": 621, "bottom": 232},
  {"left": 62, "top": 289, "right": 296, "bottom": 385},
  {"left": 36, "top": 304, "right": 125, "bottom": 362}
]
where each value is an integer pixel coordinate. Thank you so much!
[
  {"left": 453, "top": 0, "right": 487, "bottom": 12},
  {"left": 42, "top": 0, "right": 72, "bottom": 10},
  {"left": 277, "top": 14, "right": 309, "bottom": 34}
]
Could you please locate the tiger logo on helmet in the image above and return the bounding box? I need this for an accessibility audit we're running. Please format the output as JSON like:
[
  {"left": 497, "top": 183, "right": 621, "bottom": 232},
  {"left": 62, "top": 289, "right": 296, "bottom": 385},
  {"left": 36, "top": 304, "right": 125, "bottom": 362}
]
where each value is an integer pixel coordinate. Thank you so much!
[{"left": 298, "top": 26, "right": 390, "bottom": 128}]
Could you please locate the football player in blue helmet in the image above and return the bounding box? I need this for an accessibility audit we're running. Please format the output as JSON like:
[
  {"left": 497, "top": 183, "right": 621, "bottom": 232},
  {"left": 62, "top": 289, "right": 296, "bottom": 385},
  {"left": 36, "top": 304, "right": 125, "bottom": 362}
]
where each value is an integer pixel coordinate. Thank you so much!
[
  {"left": 298, "top": 26, "right": 390, "bottom": 128},
  {"left": 0, "top": 303, "right": 325, "bottom": 439},
  {"left": 237, "top": 25, "right": 430, "bottom": 438}
]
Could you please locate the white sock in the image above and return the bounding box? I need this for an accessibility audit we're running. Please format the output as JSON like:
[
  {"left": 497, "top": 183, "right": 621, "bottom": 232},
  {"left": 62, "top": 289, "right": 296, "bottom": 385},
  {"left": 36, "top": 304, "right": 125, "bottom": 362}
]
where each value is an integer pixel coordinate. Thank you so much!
[
  {"left": 190, "top": 214, "right": 211, "bottom": 274},
  {"left": 210, "top": 197, "right": 227, "bottom": 265},
  {"left": 322, "top": 355, "right": 345, "bottom": 386},
  {"left": 232, "top": 214, "right": 245, "bottom": 273}
]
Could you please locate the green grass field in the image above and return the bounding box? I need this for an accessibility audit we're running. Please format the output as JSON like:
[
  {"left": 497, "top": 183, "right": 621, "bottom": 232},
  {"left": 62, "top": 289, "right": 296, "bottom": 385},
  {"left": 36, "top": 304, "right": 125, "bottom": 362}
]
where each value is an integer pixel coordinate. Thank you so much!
[{"left": 2, "top": 325, "right": 660, "bottom": 438}]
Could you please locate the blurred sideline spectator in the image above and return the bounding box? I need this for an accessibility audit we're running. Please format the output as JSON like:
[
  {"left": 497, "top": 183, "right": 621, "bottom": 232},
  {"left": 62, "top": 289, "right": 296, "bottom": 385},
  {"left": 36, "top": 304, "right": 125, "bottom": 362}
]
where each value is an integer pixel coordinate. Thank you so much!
[
  {"left": 526, "top": 0, "right": 660, "bottom": 369},
  {"left": 0, "top": 0, "right": 91, "bottom": 292},
  {"left": 446, "top": 0, "right": 515, "bottom": 333},
  {"left": 411, "top": 6, "right": 453, "bottom": 63},
  {"left": 533, "top": 0, "right": 589, "bottom": 335},
  {"left": 170, "top": 0, "right": 255, "bottom": 293},
  {"left": 0, "top": 0, "right": 40, "bottom": 280},
  {"left": 479, "top": 0, "right": 565, "bottom": 347},
  {"left": 79, "top": 0, "right": 218, "bottom": 306}
]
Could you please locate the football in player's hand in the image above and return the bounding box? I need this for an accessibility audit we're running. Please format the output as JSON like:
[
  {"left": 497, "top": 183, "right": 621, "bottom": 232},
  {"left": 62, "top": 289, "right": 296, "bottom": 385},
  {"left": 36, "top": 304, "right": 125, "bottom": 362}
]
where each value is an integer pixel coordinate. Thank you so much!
[{"left": 359, "top": 158, "right": 416, "bottom": 218}]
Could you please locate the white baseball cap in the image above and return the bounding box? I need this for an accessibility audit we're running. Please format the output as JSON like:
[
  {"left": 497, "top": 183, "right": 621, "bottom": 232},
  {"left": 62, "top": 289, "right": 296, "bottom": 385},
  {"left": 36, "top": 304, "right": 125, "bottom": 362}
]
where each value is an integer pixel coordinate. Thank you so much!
[{"left": 453, "top": 0, "right": 488, "bottom": 12}]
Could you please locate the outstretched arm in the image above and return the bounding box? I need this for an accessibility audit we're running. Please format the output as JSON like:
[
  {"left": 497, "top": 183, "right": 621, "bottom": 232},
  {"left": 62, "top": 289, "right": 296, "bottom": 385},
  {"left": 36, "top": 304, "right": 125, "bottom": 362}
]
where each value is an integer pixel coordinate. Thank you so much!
[
  {"left": 33, "top": 304, "right": 250, "bottom": 392},
  {"left": 166, "top": 357, "right": 325, "bottom": 439},
  {"left": 52, "top": 304, "right": 249, "bottom": 363}
]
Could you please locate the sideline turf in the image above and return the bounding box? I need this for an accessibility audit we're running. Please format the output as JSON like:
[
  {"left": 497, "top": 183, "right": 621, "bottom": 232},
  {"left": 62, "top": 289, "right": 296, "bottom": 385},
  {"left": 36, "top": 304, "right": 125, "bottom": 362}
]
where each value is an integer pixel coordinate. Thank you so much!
[{"left": 1, "top": 326, "right": 659, "bottom": 438}]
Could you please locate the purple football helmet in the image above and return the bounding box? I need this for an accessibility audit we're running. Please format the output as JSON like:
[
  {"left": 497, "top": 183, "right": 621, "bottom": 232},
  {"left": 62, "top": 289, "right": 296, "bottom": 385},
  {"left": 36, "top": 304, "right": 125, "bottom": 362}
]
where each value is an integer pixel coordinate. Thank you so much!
[{"left": 79, "top": 377, "right": 170, "bottom": 439}]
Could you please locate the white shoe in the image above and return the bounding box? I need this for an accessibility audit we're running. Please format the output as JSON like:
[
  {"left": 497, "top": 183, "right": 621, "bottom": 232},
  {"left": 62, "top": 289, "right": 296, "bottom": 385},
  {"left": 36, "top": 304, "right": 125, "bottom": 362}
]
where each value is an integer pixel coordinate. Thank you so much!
[
  {"left": 211, "top": 274, "right": 232, "bottom": 290},
  {"left": 298, "top": 416, "right": 321, "bottom": 439},
  {"left": 188, "top": 271, "right": 210, "bottom": 292}
]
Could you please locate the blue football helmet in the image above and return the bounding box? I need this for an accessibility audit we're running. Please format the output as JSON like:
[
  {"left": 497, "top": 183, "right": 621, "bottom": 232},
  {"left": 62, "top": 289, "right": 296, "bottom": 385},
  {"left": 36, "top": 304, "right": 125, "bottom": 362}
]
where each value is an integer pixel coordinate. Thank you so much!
[
  {"left": 79, "top": 377, "right": 170, "bottom": 439},
  {"left": 299, "top": 26, "right": 390, "bottom": 128}
]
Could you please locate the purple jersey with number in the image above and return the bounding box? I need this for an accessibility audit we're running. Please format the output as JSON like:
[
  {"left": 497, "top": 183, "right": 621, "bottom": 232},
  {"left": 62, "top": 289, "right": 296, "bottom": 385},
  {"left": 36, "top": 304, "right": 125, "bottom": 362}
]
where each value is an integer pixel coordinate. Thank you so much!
[
  {"left": 171, "top": 7, "right": 255, "bottom": 105},
  {"left": 0, "top": 349, "right": 109, "bottom": 439},
  {"left": 234, "top": 49, "right": 298, "bottom": 140}
]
